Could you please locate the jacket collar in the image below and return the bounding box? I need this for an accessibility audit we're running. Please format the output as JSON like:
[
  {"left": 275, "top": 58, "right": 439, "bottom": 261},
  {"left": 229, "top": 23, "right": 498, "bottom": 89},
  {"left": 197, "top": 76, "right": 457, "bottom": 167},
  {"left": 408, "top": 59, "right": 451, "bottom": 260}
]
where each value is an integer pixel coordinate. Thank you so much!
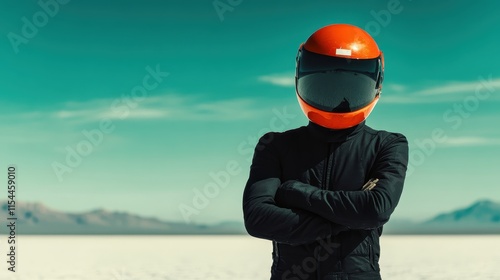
[{"left": 306, "top": 121, "right": 366, "bottom": 143}]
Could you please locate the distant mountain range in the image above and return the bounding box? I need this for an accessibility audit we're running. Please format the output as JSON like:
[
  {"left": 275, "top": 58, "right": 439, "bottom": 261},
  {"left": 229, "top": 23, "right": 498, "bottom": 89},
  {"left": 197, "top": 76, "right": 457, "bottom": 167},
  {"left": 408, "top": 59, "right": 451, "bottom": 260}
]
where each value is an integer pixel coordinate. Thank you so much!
[
  {"left": 0, "top": 201, "right": 245, "bottom": 235},
  {"left": 1, "top": 200, "right": 499, "bottom": 235},
  {"left": 384, "top": 200, "right": 500, "bottom": 234}
]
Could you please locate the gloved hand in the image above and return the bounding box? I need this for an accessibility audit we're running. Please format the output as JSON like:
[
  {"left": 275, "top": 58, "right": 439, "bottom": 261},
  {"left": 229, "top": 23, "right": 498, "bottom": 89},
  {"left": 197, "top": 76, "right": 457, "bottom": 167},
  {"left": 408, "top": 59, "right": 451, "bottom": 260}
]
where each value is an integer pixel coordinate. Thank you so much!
[{"left": 361, "top": 178, "right": 379, "bottom": 191}]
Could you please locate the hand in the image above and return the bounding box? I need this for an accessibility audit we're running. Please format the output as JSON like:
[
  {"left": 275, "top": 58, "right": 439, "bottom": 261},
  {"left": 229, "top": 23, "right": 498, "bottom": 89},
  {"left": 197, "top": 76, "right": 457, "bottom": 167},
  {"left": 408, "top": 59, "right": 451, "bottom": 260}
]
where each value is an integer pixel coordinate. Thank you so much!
[{"left": 361, "top": 178, "right": 378, "bottom": 191}]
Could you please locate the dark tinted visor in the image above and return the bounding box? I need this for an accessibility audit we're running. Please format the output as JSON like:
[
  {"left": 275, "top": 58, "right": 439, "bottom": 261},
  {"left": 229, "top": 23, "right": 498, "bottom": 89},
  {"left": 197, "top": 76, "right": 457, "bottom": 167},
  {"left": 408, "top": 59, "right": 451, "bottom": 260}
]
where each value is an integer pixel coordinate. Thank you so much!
[{"left": 297, "top": 48, "right": 381, "bottom": 113}]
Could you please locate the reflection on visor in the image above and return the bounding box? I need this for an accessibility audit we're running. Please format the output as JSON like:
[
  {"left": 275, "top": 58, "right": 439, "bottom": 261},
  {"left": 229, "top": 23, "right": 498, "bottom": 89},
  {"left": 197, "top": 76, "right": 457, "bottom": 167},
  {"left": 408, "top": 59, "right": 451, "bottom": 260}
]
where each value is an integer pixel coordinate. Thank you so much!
[
  {"left": 297, "top": 48, "right": 381, "bottom": 113},
  {"left": 298, "top": 48, "right": 381, "bottom": 81}
]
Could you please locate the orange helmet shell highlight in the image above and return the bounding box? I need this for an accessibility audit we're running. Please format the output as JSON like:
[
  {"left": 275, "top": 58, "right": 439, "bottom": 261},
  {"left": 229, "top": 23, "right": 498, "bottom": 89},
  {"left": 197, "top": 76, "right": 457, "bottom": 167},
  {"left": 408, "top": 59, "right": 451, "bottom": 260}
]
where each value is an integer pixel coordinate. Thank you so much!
[{"left": 304, "top": 23, "right": 381, "bottom": 59}]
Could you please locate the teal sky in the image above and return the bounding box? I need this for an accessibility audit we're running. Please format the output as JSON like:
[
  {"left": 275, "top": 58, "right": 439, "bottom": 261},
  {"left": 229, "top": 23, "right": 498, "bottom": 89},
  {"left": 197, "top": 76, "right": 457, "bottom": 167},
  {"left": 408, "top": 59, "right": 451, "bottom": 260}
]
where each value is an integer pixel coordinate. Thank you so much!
[{"left": 1, "top": 0, "right": 499, "bottom": 224}]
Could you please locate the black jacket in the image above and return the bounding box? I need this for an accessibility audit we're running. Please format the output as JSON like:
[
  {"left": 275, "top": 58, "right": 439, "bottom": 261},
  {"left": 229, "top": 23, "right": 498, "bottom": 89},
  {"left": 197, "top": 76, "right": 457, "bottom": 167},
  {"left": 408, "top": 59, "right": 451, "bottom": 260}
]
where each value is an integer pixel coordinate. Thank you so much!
[{"left": 242, "top": 121, "right": 408, "bottom": 280}]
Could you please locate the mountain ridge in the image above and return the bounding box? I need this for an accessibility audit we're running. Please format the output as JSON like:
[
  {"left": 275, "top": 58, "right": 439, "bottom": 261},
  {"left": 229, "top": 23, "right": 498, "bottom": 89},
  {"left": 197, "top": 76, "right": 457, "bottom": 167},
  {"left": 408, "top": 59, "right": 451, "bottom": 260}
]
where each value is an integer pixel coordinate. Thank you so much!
[
  {"left": 0, "top": 200, "right": 245, "bottom": 234},
  {"left": 384, "top": 199, "right": 500, "bottom": 234},
  {"left": 1, "top": 200, "right": 499, "bottom": 235}
]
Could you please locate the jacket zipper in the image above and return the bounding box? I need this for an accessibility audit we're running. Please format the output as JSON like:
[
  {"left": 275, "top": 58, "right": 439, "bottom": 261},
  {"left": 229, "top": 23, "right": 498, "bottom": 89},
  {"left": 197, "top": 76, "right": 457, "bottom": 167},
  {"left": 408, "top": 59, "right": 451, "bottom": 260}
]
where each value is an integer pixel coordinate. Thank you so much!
[
  {"left": 322, "top": 143, "right": 332, "bottom": 190},
  {"left": 318, "top": 143, "right": 333, "bottom": 279}
]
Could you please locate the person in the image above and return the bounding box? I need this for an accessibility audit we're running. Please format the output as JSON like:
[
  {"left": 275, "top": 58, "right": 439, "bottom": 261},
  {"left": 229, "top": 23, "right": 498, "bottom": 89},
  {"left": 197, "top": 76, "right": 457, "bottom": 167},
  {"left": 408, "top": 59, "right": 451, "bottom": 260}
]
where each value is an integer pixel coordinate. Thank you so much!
[{"left": 242, "top": 24, "right": 409, "bottom": 280}]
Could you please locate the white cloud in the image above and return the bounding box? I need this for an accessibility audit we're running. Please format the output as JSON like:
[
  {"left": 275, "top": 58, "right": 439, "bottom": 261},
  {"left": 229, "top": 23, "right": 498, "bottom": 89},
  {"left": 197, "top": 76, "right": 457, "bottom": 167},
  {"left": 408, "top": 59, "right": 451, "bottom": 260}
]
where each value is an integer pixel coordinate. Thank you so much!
[
  {"left": 382, "top": 76, "right": 499, "bottom": 104},
  {"left": 414, "top": 77, "right": 500, "bottom": 96},
  {"left": 440, "top": 136, "right": 500, "bottom": 147},
  {"left": 0, "top": 94, "right": 273, "bottom": 146},
  {"left": 258, "top": 74, "right": 295, "bottom": 87},
  {"left": 381, "top": 95, "right": 429, "bottom": 104},
  {"left": 385, "top": 83, "right": 407, "bottom": 92},
  {"left": 98, "top": 108, "right": 169, "bottom": 120},
  {"left": 44, "top": 93, "right": 268, "bottom": 123}
]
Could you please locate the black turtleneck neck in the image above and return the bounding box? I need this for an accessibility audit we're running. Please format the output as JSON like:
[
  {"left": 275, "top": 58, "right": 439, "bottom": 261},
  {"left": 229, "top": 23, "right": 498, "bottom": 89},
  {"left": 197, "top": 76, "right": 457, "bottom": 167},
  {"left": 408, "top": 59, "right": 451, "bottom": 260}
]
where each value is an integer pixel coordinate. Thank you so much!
[{"left": 306, "top": 121, "right": 366, "bottom": 143}]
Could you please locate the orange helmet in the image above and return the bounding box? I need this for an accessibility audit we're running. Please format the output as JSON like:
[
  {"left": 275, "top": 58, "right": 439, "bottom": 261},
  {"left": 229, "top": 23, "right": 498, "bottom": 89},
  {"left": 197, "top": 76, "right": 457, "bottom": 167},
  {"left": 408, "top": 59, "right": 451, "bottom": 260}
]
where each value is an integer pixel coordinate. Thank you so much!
[{"left": 295, "top": 24, "right": 384, "bottom": 129}]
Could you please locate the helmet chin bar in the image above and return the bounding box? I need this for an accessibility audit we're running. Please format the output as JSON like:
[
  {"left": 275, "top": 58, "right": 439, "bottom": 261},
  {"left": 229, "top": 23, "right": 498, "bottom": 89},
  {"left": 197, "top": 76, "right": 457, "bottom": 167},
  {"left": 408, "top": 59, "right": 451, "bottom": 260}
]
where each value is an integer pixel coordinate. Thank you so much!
[{"left": 296, "top": 93, "right": 380, "bottom": 130}]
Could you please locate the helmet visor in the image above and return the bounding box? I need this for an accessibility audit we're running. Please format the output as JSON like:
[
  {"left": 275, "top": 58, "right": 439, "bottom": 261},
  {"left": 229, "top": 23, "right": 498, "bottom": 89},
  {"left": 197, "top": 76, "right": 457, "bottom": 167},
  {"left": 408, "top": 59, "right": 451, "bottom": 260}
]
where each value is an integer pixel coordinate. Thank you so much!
[{"left": 297, "top": 48, "right": 381, "bottom": 113}]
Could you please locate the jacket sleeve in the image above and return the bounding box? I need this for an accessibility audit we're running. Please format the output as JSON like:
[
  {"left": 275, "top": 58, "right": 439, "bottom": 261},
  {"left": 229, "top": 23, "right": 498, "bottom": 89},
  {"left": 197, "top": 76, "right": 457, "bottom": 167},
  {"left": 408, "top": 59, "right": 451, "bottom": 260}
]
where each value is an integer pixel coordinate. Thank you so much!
[
  {"left": 275, "top": 133, "right": 408, "bottom": 230},
  {"left": 243, "top": 133, "right": 348, "bottom": 245}
]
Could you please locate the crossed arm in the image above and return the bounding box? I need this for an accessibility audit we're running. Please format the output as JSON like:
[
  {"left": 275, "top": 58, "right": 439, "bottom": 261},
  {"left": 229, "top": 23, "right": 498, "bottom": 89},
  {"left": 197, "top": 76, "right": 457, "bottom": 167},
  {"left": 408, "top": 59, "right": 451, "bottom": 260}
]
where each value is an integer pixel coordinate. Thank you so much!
[
  {"left": 242, "top": 133, "right": 408, "bottom": 245},
  {"left": 242, "top": 133, "right": 347, "bottom": 245},
  {"left": 274, "top": 134, "right": 409, "bottom": 230}
]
